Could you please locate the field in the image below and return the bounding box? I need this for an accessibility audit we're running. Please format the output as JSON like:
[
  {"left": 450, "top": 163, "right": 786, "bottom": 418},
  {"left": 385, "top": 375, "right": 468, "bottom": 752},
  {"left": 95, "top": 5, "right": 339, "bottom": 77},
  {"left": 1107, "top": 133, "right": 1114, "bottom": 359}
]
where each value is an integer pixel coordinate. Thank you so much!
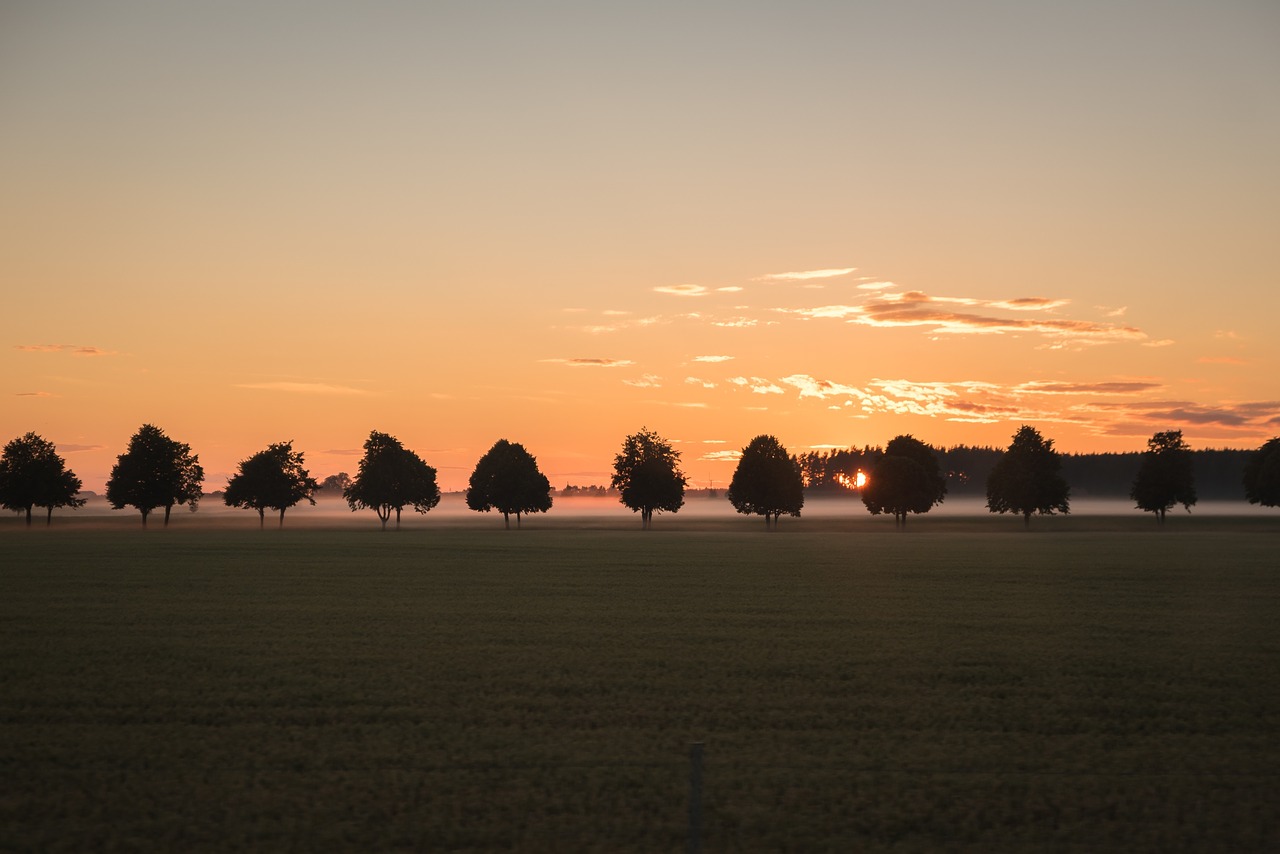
[{"left": 2, "top": 517, "right": 1278, "bottom": 851}]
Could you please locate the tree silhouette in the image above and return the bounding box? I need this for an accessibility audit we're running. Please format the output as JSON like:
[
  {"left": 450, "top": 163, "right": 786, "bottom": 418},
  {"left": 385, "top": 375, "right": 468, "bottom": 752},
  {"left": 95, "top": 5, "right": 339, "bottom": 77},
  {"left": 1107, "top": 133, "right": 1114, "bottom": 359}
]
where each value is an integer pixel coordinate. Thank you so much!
[
  {"left": 223, "top": 441, "right": 320, "bottom": 527},
  {"left": 985, "top": 425, "right": 1070, "bottom": 527},
  {"left": 466, "top": 439, "right": 553, "bottom": 528},
  {"left": 318, "top": 472, "right": 353, "bottom": 496},
  {"left": 105, "top": 424, "right": 204, "bottom": 526},
  {"left": 727, "top": 434, "right": 804, "bottom": 528},
  {"left": 1130, "top": 430, "right": 1197, "bottom": 525},
  {"left": 0, "top": 433, "right": 85, "bottom": 526},
  {"left": 861, "top": 435, "right": 947, "bottom": 527},
  {"left": 611, "top": 427, "right": 687, "bottom": 529},
  {"left": 343, "top": 431, "right": 441, "bottom": 530},
  {"left": 1242, "top": 437, "right": 1280, "bottom": 509}
]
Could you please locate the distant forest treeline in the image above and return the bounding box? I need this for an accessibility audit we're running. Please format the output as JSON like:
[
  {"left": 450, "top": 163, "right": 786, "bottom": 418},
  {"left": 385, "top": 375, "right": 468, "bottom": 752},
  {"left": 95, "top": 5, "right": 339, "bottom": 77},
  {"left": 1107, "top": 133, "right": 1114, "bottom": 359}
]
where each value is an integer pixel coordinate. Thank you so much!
[{"left": 800, "top": 446, "right": 1254, "bottom": 500}]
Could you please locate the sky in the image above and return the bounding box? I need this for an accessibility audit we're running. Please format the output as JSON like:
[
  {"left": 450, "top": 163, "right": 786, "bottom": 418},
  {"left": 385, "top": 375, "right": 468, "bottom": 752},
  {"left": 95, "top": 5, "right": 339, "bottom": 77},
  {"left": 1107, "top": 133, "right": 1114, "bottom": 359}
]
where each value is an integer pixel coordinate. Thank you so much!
[{"left": 3, "top": 0, "right": 1278, "bottom": 492}]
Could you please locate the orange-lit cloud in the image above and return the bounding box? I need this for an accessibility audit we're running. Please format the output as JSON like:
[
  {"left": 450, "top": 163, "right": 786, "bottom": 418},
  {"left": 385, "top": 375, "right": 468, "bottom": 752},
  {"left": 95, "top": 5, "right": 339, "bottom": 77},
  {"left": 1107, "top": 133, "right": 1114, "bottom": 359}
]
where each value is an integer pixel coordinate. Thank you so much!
[
  {"left": 235, "top": 382, "right": 371, "bottom": 395},
  {"left": 16, "top": 344, "right": 116, "bottom": 356},
  {"left": 700, "top": 449, "right": 743, "bottom": 461},
  {"left": 14, "top": 391, "right": 57, "bottom": 397},
  {"left": 622, "top": 374, "right": 662, "bottom": 388},
  {"left": 692, "top": 355, "right": 734, "bottom": 362},
  {"left": 542, "top": 358, "right": 636, "bottom": 367},
  {"left": 653, "top": 284, "right": 708, "bottom": 296},
  {"left": 787, "top": 290, "right": 1147, "bottom": 342},
  {"left": 755, "top": 267, "right": 857, "bottom": 282},
  {"left": 728, "top": 377, "right": 784, "bottom": 394},
  {"left": 1014, "top": 381, "right": 1162, "bottom": 394},
  {"left": 56, "top": 443, "right": 103, "bottom": 452},
  {"left": 1084, "top": 400, "right": 1280, "bottom": 429}
]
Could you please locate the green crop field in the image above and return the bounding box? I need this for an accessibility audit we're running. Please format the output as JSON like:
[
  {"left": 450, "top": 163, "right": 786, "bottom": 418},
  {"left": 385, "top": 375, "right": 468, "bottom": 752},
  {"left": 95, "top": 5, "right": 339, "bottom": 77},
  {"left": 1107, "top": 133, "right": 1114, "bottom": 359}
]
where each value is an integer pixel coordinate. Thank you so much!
[{"left": 2, "top": 521, "right": 1278, "bottom": 852}]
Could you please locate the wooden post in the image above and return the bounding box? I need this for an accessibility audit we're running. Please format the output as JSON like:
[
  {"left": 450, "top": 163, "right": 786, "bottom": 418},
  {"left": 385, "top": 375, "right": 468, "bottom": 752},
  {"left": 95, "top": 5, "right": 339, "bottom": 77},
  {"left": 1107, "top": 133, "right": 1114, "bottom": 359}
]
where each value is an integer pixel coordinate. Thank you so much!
[{"left": 688, "top": 741, "right": 704, "bottom": 854}]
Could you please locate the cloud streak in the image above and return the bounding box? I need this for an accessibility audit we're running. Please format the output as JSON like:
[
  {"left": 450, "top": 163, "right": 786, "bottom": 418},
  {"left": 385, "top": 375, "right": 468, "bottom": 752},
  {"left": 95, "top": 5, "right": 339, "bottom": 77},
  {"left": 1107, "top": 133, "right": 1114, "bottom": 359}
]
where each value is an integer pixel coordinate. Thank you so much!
[
  {"left": 16, "top": 344, "right": 117, "bottom": 356},
  {"left": 235, "top": 382, "right": 371, "bottom": 395},
  {"left": 653, "top": 284, "right": 707, "bottom": 297},
  {"left": 756, "top": 267, "right": 857, "bottom": 282},
  {"left": 541, "top": 358, "right": 636, "bottom": 367}
]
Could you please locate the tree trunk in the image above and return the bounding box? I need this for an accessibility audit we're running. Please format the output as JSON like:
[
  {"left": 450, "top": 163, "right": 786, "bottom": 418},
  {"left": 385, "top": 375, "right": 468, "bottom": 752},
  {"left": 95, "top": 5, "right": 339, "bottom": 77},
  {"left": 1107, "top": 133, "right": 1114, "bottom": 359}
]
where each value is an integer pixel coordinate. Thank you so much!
[
  {"left": 46, "top": 506, "right": 53, "bottom": 526},
  {"left": 395, "top": 507, "right": 402, "bottom": 530},
  {"left": 1024, "top": 511, "right": 1031, "bottom": 529},
  {"left": 164, "top": 504, "right": 172, "bottom": 527},
  {"left": 25, "top": 506, "right": 32, "bottom": 527},
  {"left": 278, "top": 508, "right": 285, "bottom": 528},
  {"left": 504, "top": 512, "right": 510, "bottom": 529},
  {"left": 517, "top": 512, "right": 522, "bottom": 529},
  {"left": 258, "top": 508, "right": 265, "bottom": 528},
  {"left": 141, "top": 508, "right": 149, "bottom": 527}
]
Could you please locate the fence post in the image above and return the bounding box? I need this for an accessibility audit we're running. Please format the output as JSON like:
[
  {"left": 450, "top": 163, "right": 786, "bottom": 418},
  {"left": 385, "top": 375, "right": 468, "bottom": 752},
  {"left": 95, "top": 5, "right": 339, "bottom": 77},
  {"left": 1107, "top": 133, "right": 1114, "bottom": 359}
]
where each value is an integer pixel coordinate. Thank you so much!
[{"left": 688, "top": 741, "right": 704, "bottom": 854}]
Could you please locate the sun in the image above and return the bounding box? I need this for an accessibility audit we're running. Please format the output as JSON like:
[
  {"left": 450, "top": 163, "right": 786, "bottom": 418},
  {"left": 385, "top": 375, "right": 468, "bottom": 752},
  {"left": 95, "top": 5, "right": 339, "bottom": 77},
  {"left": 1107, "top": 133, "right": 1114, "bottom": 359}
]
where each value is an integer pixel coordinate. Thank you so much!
[{"left": 834, "top": 470, "right": 869, "bottom": 490}]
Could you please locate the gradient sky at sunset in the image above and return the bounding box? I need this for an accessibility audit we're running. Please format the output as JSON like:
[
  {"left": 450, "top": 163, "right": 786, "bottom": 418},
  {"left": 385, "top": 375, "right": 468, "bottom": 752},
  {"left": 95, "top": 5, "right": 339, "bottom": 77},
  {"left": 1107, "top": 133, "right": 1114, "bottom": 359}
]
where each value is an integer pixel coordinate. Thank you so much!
[{"left": 4, "top": 1, "right": 1278, "bottom": 492}]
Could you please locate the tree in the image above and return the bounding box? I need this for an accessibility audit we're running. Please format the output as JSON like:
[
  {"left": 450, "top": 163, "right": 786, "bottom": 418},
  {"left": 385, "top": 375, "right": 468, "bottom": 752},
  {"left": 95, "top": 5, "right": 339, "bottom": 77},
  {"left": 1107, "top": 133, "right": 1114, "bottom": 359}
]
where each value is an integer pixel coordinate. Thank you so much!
[
  {"left": 1130, "top": 430, "right": 1197, "bottom": 525},
  {"left": 1242, "top": 437, "right": 1280, "bottom": 509},
  {"left": 727, "top": 434, "right": 804, "bottom": 528},
  {"left": 985, "top": 425, "right": 1070, "bottom": 527},
  {"left": 0, "top": 433, "right": 85, "bottom": 526},
  {"left": 466, "top": 439, "right": 553, "bottom": 528},
  {"left": 223, "top": 441, "right": 320, "bottom": 527},
  {"left": 343, "top": 431, "right": 441, "bottom": 530},
  {"left": 611, "top": 427, "right": 687, "bottom": 529},
  {"left": 105, "top": 424, "right": 204, "bottom": 526},
  {"left": 317, "top": 472, "right": 353, "bottom": 496},
  {"left": 861, "top": 435, "right": 947, "bottom": 527}
]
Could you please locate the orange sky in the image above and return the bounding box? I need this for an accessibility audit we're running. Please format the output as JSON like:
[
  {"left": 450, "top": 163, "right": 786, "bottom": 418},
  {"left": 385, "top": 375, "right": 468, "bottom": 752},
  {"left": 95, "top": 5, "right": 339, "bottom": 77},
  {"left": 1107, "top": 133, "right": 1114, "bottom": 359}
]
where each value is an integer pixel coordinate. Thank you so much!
[{"left": 3, "top": 1, "right": 1278, "bottom": 492}]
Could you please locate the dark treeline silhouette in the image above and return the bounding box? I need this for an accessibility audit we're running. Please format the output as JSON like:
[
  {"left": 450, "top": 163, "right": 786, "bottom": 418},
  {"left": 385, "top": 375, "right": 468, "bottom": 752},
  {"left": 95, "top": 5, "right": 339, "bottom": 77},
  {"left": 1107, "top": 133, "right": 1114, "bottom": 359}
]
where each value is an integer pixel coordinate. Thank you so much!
[
  {"left": 4, "top": 426, "right": 1278, "bottom": 528},
  {"left": 801, "top": 445, "right": 1255, "bottom": 500}
]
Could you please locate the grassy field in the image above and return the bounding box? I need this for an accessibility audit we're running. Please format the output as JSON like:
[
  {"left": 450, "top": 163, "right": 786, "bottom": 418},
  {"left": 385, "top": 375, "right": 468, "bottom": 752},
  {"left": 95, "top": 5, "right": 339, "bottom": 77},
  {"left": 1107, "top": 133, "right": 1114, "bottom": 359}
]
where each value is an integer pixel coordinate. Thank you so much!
[{"left": 2, "top": 522, "right": 1277, "bottom": 851}]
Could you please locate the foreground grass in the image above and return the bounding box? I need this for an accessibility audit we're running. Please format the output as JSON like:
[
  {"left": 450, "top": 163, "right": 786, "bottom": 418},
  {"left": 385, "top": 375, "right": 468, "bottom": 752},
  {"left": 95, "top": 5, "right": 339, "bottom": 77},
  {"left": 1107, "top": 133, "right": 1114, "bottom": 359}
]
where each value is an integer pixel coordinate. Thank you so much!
[{"left": 1, "top": 527, "right": 1277, "bottom": 852}]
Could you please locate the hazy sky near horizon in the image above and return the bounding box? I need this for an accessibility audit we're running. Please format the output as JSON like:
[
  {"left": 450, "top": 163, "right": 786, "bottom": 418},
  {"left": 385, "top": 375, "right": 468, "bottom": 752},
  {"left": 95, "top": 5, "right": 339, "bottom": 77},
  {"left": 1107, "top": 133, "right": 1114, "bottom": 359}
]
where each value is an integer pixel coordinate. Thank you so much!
[{"left": 4, "top": 0, "right": 1278, "bottom": 491}]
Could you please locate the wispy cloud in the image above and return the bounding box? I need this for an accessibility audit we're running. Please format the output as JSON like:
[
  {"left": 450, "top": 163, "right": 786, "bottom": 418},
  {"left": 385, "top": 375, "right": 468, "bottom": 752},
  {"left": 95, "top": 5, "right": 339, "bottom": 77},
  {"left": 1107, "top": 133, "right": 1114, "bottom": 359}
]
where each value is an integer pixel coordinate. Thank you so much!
[
  {"left": 850, "top": 291, "right": 1145, "bottom": 341},
  {"left": 15, "top": 391, "right": 57, "bottom": 397},
  {"left": 56, "top": 443, "right": 103, "bottom": 452},
  {"left": 685, "top": 377, "right": 717, "bottom": 389},
  {"left": 716, "top": 286, "right": 744, "bottom": 293},
  {"left": 728, "top": 377, "right": 784, "bottom": 395},
  {"left": 235, "top": 382, "right": 371, "bottom": 395},
  {"left": 654, "top": 284, "right": 708, "bottom": 297},
  {"left": 779, "top": 374, "right": 868, "bottom": 400},
  {"left": 541, "top": 358, "right": 636, "bottom": 367},
  {"left": 700, "top": 449, "right": 743, "bottom": 461},
  {"left": 857, "top": 281, "right": 896, "bottom": 291},
  {"left": 1014, "top": 381, "right": 1162, "bottom": 395},
  {"left": 622, "top": 374, "right": 662, "bottom": 388},
  {"left": 323, "top": 448, "right": 363, "bottom": 456},
  {"left": 756, "top": 267, "right": 857, "bottom": 282},
  {"left": 1083, "top": 400, "right": 1280, "bottom": 430},
  {"left": 16, "top": 344, "right": 117, "bottom": 356},
  {"left": 692, "top": 355, "right": 734, "bottom": 363}
]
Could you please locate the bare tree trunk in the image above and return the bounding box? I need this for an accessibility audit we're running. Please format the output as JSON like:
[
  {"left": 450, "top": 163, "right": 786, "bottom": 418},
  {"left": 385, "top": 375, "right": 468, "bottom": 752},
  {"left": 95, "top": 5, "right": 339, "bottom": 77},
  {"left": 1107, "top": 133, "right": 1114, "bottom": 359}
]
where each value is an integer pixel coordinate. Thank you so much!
[
  {"left": 517, "top": 512, "right": 522, "bottom": 529},
  {"left": 504, "top": 512, "right": 509, "bottom": 529},
  {"left": 258, "top": 508, "right": 265, "bottom": 528},
  {"left": 46, "top": 506, "right": 53, "bottom": 526},
  {"left": 25, "top": 506, "right": 32, "bottom": 526},
  {"left": 278, "top": 508, "right": 285, "bottom": 528},
  {"left": 164, "top": 504, "right": 172, "bottom": 527},
  {"left": 395, "top": 507, "right": 402, "bottom": 530},
  {"left": 141, "top": 508, "right": 149, "bottom": 527}
]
